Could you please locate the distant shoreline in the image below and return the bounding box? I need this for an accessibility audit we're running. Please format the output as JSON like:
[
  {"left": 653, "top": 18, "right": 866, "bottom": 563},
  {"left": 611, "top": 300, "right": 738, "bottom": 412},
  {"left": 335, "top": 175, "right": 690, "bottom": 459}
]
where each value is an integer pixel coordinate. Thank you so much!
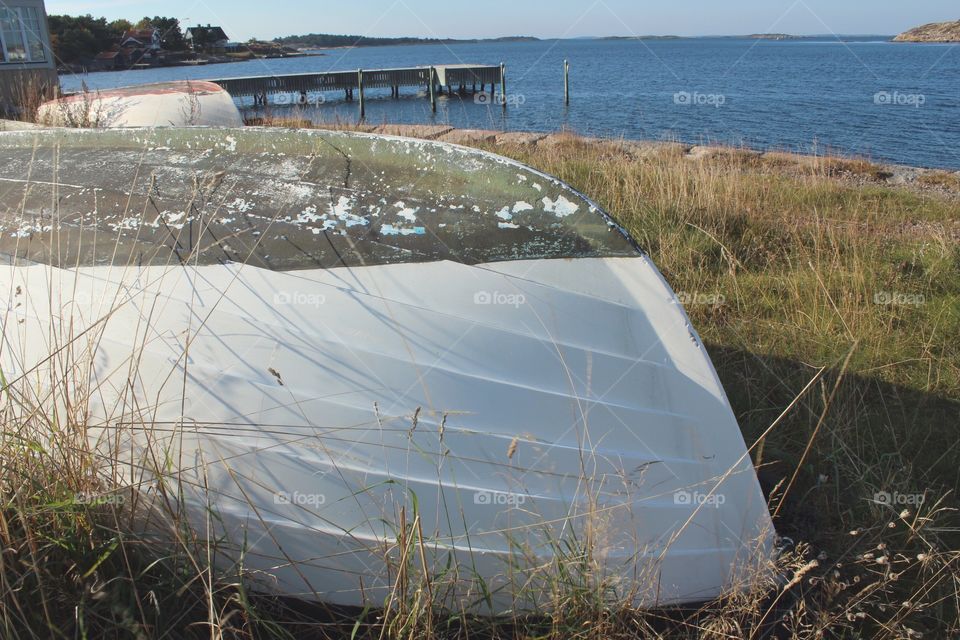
[
  {"left": 58, "top": 51, "right": 324, "bottom": 75},
  {"left": 280, "top": 34, "right": 897, "bottom": 49}
]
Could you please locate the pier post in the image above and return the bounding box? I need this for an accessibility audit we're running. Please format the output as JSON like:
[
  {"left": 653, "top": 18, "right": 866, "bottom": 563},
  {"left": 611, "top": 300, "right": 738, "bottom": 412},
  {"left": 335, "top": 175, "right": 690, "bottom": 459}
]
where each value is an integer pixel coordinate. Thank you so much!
[
  {"left": 564, "top": 59, "right": 570, "bottom": 106},
  {"left": 500, "top": 63, "right": 507, "bottom": 109},
  {"left": 429, "top": 67, "right": 437, "bottom": 112},
  {"left": 358, "top": 69, "right": 365, "bottom": 120}
]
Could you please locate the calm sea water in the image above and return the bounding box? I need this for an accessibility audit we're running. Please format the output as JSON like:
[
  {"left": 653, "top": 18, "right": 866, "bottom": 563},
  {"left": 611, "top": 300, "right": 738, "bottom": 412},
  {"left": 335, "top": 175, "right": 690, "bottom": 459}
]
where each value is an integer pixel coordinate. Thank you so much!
[{"left": 60, "top": 38, "right": 960, "bottom": 169}]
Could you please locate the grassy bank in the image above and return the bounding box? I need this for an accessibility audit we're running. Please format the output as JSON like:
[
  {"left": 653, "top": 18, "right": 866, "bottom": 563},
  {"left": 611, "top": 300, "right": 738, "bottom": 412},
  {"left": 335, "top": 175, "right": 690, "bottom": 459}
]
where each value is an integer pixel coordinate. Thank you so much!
[{"left": 2, "top": 125, "right": 957, "bottom": 639}]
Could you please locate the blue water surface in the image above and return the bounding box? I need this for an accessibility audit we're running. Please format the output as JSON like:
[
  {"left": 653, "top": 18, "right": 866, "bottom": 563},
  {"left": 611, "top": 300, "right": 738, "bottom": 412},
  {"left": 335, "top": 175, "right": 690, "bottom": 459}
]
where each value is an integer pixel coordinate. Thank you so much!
[{"left": 60, "top": 38, "right": 960, "bottom": 169}]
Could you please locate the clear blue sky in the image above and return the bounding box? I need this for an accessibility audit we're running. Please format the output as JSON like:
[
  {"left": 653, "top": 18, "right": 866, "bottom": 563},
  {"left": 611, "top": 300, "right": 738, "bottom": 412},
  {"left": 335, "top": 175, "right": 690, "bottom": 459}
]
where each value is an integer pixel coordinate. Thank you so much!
[{"left": 43, "top": 0, "right": 958, "bottom": 41}]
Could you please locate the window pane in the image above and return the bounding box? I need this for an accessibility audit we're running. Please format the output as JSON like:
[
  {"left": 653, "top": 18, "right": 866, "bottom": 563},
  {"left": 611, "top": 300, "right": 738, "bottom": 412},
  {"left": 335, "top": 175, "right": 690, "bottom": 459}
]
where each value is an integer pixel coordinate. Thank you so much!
[
  {"left": 0, "top": 8, "right": 26, "bottom": 61},
  {"left": 22, "top": 9, "right": 45, "bottom": 62}
]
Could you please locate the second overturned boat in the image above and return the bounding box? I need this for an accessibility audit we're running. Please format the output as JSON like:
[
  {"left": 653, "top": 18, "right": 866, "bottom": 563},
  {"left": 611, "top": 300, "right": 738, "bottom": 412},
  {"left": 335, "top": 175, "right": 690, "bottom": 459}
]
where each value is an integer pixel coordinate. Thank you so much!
[
  {"left": 36, "top": 81, "right": 243, "bottom": 128},
  {"left": 0, "top": 126, "right": 775, "bottom": 612}
]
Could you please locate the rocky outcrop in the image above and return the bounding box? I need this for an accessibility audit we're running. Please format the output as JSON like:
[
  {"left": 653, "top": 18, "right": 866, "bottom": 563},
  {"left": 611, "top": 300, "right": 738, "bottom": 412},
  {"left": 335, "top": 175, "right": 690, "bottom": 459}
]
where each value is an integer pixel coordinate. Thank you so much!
[{"left": 894, "top": 20, "right": 960, "bottom": 42}]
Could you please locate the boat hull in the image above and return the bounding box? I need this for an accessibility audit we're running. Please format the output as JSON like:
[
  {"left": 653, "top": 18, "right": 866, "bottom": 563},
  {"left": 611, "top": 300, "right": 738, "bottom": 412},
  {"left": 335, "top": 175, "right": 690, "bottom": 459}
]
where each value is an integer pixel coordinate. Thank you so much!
[
  {"left": 0, "top": 256, "right": 774, "bottom": 611},
  {"left": 0, "top": 126, "right": 775, "bottom": 612}
]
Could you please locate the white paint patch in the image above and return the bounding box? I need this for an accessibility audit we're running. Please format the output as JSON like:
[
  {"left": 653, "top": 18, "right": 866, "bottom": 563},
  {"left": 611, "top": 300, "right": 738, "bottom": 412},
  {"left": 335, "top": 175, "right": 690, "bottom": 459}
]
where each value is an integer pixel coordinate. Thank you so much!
[
  {"left": 331, "top": 196, "right": 354, "bottom": 218},
  {"left": 512, "top": 201, "right": 534, "bottom": 214},
  {"left": 111, "top": 217, "right": 142, "bottom": 231},
  {"left": 342, "top": 214, "right": 369, "bottom": 228},
  {"left": 541, "top": 195, "right": 580, "bottom": 218},
  {"left": 394, "top": 201, "right": 419, "bottom": 222},
  {"left": 297, "top": 206, "right": 322, "bottom": 224},
  {"left": 227, "top": 198, "right": 254, "bottom": 213},
  {"left": 495, "top": 206, "right": 513, "bottom": 221},
  {"left": 381, "top": 224, "right": 426, "bottom": 236},
  {"left": 9, "top": 222, "right": 54, "bottom": 237},
  {"left": 498, "top": 222, "right": 520, "bottom": 229},
  {"left": 281, "top": 183, "right": 314, "bottom": 201},
  {"left": 532, "top": 183, "right": 543, "bottom": 192}
]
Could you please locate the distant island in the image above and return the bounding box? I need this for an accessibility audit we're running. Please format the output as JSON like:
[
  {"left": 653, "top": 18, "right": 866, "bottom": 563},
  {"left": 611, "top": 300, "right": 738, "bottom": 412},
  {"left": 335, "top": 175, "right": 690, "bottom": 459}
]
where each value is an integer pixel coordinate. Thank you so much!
[
  {"left": 744, "top": 33, "right": 802, "bottom": 40},
  {"left": 894, "top": 19, "right": 960, "bottom": 42},
  {"left": 583, "top": 34, "right": 887, "bottom": 42},
  {"left": 599, "top": 35, "right": 682, "bottom": 41},
  {"left": 273, "top": 33, "right": 539, "bottom": 49}
]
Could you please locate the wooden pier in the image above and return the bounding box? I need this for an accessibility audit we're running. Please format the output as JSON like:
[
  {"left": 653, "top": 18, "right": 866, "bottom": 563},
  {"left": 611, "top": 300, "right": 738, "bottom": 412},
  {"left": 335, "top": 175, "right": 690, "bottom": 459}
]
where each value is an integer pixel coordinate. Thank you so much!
[{"left": 208, "top": 64, "right": 505, "bottom": 117}]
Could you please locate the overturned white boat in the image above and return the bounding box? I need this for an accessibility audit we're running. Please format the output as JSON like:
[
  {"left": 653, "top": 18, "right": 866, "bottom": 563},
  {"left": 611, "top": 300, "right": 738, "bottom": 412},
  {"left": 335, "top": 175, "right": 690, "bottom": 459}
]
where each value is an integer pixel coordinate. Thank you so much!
[
  {"left": 0, "top": 127, "right": 775, "bottom": 612},
  {"left": 36, "top": 80, "right": 243, "bottom": 128}
]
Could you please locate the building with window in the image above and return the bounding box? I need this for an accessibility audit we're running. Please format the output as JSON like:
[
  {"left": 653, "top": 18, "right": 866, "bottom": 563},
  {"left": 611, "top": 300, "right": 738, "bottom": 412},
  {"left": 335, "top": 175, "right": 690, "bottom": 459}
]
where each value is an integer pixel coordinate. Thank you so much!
[
  {"left": 185, "top": 25, "right": 229, "bottom": 53},
  {"left": 120, "top": 28, "right": 162, "bottom": 52},
  {"left": 0, "top": 1, "right": 57, "bottom": 114}
]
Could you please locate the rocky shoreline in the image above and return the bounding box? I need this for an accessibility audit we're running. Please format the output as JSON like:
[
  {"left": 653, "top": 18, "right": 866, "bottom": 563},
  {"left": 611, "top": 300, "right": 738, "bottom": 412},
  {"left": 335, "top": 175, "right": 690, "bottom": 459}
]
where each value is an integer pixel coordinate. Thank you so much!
[
  {"left": 3, "top": 117, "right": 958, "bottom": 195},
  {"left": 273, "top": 122, "right": 960, "bottom": 195},
  {"left": 894, "top": 20, "right": 960, "bottom": 42}
]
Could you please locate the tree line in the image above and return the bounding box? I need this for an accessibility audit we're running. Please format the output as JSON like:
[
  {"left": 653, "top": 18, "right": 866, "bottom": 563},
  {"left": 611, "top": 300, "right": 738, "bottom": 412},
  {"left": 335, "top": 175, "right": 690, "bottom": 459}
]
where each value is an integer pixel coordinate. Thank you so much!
[
  {"left": 272, "top": 33, "right": 540, "bottom": 49},
  {"left": 46, "top": 15, "right": 187, "bottom": 65},
  {"left": 271, "top": 34, "right": 449, "bottom": 49}
]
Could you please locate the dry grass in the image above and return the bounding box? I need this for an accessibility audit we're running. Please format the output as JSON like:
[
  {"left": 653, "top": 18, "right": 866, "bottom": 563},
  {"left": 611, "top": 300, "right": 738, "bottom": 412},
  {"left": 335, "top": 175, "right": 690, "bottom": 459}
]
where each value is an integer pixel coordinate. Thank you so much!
[
  {"left": 1, "top": 127, "right": 957, "bottom": 639},
  {"left": 4, "top": 73, "right": 57, "bottom": 122},
  {"left": 918, "top": 171, "right": 960, "bottom": 191}
]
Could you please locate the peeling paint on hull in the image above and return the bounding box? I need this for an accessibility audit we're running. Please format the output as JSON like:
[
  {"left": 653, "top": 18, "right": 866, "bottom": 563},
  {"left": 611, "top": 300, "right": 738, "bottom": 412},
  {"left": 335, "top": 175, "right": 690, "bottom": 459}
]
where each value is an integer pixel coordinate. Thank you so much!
[{"left": 0, "top": 127, "right": 638, "bottom": 269}]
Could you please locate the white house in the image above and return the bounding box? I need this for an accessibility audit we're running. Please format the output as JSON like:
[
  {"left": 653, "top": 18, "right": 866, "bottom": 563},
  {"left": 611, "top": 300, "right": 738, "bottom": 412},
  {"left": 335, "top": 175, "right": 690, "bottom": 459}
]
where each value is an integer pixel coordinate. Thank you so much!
[{"left": 0, "top": 0, "right": 57, "bottom": 114}]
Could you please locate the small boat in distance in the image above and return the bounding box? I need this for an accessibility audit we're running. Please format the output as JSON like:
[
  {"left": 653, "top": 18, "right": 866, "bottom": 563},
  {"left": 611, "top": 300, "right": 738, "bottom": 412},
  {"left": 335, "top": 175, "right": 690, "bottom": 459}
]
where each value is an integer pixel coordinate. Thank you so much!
[
  {"left": 0, "top": 126, "right": 776, "bottom": 613},
  {"left": 36, "top": 80, "right": 243, "bottom": 128}
]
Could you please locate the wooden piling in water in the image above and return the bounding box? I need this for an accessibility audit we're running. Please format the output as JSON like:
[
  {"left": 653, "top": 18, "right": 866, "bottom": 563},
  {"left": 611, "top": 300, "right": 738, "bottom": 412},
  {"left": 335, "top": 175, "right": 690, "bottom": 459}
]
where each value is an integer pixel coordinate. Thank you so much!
[
  {"left": 500, "top": 62, "right": 506, "bottom": 108},
  {"left": 358, "top": 69, "right": 365, "bottom": 120},
  {"left": 429, "top": 67, "right": 437, "bottom": 112},
  {"left": 564, "top": 59, "right": 570, "bottom": 105}
]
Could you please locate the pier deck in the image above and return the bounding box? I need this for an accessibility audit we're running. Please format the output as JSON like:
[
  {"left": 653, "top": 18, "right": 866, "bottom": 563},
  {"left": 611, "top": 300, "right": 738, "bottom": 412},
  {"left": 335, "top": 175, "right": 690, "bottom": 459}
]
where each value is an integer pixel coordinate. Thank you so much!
[{"left": 207, "top": 64, "right": 504, "bottom": 115}]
